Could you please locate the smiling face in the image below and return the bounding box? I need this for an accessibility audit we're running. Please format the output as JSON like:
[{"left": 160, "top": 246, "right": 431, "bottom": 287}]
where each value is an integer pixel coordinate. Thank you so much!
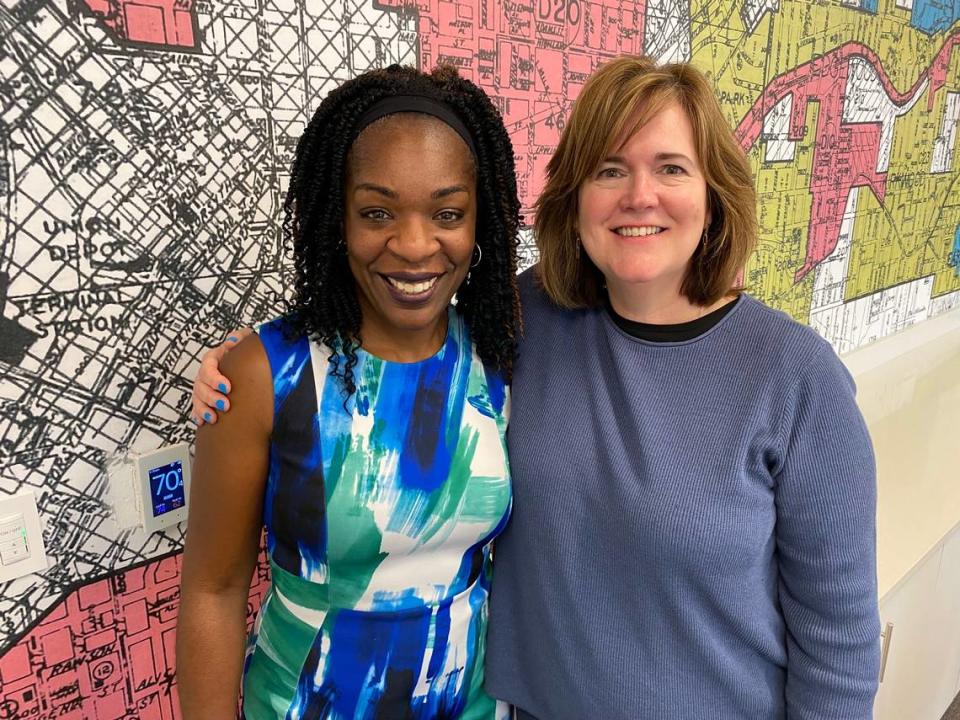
[
  {"left": 344, "top": 114, "right": 476, "bottom": 358},
  {"left": 577, "top": 101, "right": 711, "bottom": 316}
]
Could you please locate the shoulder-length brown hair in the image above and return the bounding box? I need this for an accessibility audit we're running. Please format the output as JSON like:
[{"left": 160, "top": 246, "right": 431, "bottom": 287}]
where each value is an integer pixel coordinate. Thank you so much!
[{"left": 535, "top": 56, "right": 757, "bottom": 308}]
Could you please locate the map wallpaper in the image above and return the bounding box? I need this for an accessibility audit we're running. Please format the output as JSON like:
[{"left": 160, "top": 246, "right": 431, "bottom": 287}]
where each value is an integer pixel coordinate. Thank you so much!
[{"left": 1, "top": 0, "right": 958, "bottom": 716}]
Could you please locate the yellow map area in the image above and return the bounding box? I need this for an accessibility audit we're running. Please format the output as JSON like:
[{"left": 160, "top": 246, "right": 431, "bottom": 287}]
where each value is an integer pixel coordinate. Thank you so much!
[{"left": 692, "top": 0, "right": 960, "bottom": 332}]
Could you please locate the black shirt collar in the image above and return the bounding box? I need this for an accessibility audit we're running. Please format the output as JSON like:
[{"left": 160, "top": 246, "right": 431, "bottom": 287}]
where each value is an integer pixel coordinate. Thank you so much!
[{"left": 605, "top": 294, "right": 740, "bottom": 342}]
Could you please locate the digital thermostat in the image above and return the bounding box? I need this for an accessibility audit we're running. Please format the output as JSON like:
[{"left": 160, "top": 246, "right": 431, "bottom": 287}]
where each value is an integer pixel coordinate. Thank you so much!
[{"left": 135, "top": 443, "right": 191, "bottom": 533}]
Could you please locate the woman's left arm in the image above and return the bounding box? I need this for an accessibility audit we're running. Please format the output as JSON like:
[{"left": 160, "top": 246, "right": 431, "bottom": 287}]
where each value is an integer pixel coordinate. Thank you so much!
[{"left": 774, "top": 343, "right": 881, "bottom": 720}]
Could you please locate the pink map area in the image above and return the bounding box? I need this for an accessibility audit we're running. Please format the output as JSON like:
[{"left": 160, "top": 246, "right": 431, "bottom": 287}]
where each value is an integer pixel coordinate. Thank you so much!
[
  {"left": 736, "top": 32, "right": 960, "bottom": 280},
  {"left": 0, "top": 551, "right": 270, "bottom": 719},
  {"left": 79, "top": 0, "right": 197, "bottom": 48},
  {"left": 379, "top": 0, "right": 648, "bottom": 213}
]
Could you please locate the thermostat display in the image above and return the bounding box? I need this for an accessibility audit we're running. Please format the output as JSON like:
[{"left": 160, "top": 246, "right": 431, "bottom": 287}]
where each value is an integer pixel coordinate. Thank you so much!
[
  {"left": 135, "top": 443, "right": 191, "bottom": 533},
  {"left": 149, "top": 460, "right": 185, "bottom": 517}
]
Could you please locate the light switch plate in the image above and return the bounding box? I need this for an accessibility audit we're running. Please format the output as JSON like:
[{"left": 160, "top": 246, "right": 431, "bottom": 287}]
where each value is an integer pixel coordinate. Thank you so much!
[
  {"left": 104, "top": 452, "right": 141, "bottom": 530},
  {"left": 0, "top": 491, "right": 48, "bottom": 583}
]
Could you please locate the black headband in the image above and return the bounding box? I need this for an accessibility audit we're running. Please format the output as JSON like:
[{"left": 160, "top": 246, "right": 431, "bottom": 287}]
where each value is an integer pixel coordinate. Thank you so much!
[{"left": 355, "top": 95, "right": 477, "bottom": 157}]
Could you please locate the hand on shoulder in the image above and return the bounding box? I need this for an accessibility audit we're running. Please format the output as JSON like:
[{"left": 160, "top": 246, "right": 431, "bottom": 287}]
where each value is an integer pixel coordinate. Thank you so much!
[
  {"left": 196, "top": 332, "right": 272, "bottom": 441},
  {"left": 190, "top": 328, "right": 253, "bottom": 426}
]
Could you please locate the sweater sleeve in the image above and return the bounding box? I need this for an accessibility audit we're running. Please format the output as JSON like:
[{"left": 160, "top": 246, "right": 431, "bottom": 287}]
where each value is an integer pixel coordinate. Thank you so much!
[{"left": 773, "top": 340, "right": 881, "bottom": 719}]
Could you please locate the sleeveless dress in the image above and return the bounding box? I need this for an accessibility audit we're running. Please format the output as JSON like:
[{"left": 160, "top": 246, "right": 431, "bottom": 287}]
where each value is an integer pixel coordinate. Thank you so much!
[{"left": 241, "top": 308, "right": 512, "bottom": 720}]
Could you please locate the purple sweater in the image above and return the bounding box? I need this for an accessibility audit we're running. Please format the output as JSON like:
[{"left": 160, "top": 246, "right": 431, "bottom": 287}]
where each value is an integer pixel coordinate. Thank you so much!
[{"left": 485, "top": 269, "right": 880, "bottom": 719}]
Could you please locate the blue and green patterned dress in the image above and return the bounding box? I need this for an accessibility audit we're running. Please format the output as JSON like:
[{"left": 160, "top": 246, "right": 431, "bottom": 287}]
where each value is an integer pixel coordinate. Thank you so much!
[{"left": 241, "top": 308, "right": 512, "bottom": 720}]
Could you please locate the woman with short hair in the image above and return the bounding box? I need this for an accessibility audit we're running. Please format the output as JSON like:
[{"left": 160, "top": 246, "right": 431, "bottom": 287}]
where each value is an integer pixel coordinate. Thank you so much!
[{"left": 488, "top": 57, "right": 879, "bottom": 720}]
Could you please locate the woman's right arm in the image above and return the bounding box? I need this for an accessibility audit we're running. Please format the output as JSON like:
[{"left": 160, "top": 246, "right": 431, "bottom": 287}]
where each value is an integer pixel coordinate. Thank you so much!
[{"left": 177, "top": 335, "right": 272, "bottom": 719}]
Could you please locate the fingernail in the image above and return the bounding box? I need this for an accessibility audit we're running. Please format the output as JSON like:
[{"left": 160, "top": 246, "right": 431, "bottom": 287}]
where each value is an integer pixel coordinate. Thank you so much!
[
  {"left": 191, "top": 414, "right": 198, "bottom": 424},
  {"left": 227, "top": 336, "right": 239, "bottom": 343},
  {"left": 216, "top": 400, "right": 226, "bottom": 411},
  {"left": 204, "top": 412, "right": 212, "bottom": 422},
  {"left": 218, "top": 383, "right": 228, "bottom": 393}
]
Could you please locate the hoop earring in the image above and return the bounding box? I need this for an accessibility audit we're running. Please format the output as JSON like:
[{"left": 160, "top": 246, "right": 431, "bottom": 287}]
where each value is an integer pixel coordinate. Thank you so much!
[{"left": 471, "top": 244, "right": 482, "bottom": 268}]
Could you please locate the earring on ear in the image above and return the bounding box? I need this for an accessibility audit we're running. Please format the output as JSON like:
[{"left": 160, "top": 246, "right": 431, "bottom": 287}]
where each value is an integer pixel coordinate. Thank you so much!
[
  {"left": 574, "top": 233, "right": 581, "bottom": 262},
  {"left": 470, "top": 244, "right": 483, "bottom": 268}
]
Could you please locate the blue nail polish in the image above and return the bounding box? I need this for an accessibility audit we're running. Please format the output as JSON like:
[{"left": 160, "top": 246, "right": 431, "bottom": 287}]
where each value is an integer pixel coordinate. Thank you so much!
[
  {"left": 218, "top": 383, "right": 228, "bottom": 393},
  {"left": 228, "top": 335, "right": 239, "bottom": 343},
  {"left": 216, "top": 399, "right": 226, "bottom": 411},
  {"left": 204, "top": 412, "right": 212, "bottom": 422}
]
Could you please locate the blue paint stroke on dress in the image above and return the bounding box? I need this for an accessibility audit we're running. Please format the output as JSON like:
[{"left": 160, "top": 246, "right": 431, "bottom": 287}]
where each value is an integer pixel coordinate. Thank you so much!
[{"left": 258, "top": 319, "right": 327, "bottom": 578}]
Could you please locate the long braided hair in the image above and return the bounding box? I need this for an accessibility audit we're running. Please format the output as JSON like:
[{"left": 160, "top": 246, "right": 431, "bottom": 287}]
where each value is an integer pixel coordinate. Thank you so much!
[{"left": 284, "top": 64, "right": 522, "bottom": 396}]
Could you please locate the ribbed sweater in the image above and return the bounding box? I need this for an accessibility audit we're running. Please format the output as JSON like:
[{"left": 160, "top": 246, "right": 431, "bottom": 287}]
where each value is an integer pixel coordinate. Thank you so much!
[{"left": 485, "top": 269, "right": 881, "bottom": 719}]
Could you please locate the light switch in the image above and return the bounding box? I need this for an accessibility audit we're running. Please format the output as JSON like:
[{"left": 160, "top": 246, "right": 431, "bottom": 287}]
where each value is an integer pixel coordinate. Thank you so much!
[
  {"left": 0, "top": 513, "right": 29, "bottom": 565},
  {"left": 0, "top": 492, "right": 48, "bottom": 582},
  {"left": 2, "top": 543, "right": 30, "bottom": 565}
]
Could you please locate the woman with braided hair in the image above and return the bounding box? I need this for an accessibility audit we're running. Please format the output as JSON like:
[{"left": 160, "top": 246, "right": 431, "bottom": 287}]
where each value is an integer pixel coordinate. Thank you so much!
[{"left": 177, "top": 64, "right": 519, "bottom": 719}]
